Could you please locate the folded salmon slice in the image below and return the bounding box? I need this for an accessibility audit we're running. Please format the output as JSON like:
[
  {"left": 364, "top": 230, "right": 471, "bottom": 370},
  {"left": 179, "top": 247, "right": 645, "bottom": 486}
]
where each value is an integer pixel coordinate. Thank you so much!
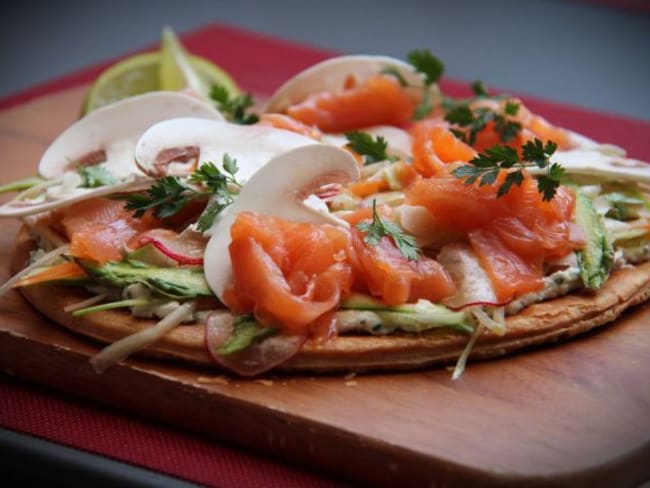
[
  {"left": 223, "top": 211, "right": 456, "bottom": 334},
  {"left": 285, "top": 75, "right": 416, "bottom": 133},
  {"left": 56, "top": 198, "right": 158, "bottom": 263},
  {"left": 406, "top": 172, "right": 583, "bottom": 301}
]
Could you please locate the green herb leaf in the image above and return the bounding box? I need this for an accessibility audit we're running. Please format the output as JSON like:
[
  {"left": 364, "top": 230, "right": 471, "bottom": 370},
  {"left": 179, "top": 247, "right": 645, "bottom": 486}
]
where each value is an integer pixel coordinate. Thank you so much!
[
  {"left": 125, "top": 176, "right": 192, "bottom": 218},
  {"left": 380, "top": 66, "right": 409, "bottom": 87},
  {"left": 190, "top": 162, "right": 228, "bottom": 192},
  {"left": 210, "top": 84, "right": 259, "bottom": 125},
  {"left": 217, "top": 317, "right": 276, "bottom": 355},
  {"left": 124, "top": 155, "right": 241, "bottom": 224},
  {"left": 452, "top": 138, "right": 564, "bottom": 201},
  {"left": 356, "top": 200, "right": 421, "bottom": 261},
  {"left": 406, "top": 49, "right": 444, "bottom": 86},
  {"left": 444, "top": 104, "right": 474, "bottom": 126},
  {"left": 497, "top": 170, "right": 524, "bottom": 197},
  {"left": 197, "top": 200, "right": 227, "bottom": 232},
  {"left": 504, "top": 100, "right": 520, "bottom": 116},
  {"left": 444, "top": 103, "right": 522, "bottom": 146},
  {"left": 77, "top": 164, "right": 116, "bottom": 188},
  {"left": 471, "top": 80, "right": 489, "bottom": 97},
  {"left": 345, "top": 131, "right": 396, "bottom": 165}
]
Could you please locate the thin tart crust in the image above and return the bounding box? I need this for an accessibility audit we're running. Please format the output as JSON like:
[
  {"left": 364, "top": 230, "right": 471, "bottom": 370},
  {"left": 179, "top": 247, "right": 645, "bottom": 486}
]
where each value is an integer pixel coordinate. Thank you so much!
[{"left": 11, "top": 226, "right": 650, "bottom": 373}]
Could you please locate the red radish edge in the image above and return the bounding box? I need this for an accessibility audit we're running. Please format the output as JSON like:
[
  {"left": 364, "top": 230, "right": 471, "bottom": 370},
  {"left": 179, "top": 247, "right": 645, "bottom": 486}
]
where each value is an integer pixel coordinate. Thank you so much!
[
  {"left": 138, "top": 236, "right": 203, "bottom": 265},
  {"left": 446, "top": 299, "right": 513, "bottom": 311},
  {"left": 204, "top": 314, "right": 307, "bottom": 376}
]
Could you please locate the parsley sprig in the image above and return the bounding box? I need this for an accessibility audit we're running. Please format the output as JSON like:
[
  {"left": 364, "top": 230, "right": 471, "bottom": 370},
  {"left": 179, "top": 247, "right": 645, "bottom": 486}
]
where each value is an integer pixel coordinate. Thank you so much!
[
  {"left": 407, "top": 49, "right": 444, "bottom": 121},
  {"left": 407, "top": 49, "right": 444, "bottom": 86},
  {"left": 210, "top": 84, "right": 259, "bottom": 125},
  {"left": 445, "top": 101, "right": 522, "bottom": 146},
  {"left": 345, "top": 132, "right": 397, "bottom": 165},
  {"left": 124, "top": 154, "right": 242, "bottom": 230},
  {"left": 451, "top": 138, "right": 564, "bottom": 201},
  {"left": 381, "top": 49, "right": 444, "bottom": 121},
  {"left": 77, "top": 163, "right": 116, "bottom": 188},
  {"left": 193, "top": 154, "right": 242, "bottom": 231},
  {"left": 356, "top": 200, "right": 421, "bottom": 261}
]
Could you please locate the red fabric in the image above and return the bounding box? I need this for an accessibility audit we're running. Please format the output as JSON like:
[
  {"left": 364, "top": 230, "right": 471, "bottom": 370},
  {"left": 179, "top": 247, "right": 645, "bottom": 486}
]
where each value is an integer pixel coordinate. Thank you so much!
[
  {"left": 0, "top": 377, "right": 346, "bottom": 487},
  {"left": 1, "top": 22, "right": 649, "bottom": 486}
]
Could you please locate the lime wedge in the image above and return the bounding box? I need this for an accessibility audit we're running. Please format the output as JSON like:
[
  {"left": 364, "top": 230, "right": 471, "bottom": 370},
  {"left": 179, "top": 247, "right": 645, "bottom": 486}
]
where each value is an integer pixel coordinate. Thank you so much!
[{"left": 82, "top": 28, "right": 240, "bottom": 114}]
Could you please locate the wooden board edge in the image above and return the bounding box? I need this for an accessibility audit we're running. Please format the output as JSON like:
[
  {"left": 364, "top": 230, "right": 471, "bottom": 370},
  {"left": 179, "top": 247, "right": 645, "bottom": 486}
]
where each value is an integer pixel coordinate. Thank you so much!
[{"left": 1, "top": 326, "right": 649, "bottom": 487}]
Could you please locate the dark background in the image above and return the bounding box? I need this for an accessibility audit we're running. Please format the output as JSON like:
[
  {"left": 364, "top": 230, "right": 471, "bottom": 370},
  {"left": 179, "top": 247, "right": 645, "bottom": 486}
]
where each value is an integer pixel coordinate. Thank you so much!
[{"left": 1, "top": 0, "right": 649, "bottom": 120}]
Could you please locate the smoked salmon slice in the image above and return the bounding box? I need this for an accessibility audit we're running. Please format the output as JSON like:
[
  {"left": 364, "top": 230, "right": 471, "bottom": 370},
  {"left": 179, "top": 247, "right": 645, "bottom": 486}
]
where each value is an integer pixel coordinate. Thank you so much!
[
  {"left": 406, "top": 172, "right": 583, "bottom": 301},
  {"left": 224, "top": 211, "right": 456, "bottom": 334},
  {"left": 55, "top": 198, "right": 158, "bottom": 263},
  {"left": 285, "top": 75, "right": 416, "bottom": 133}
]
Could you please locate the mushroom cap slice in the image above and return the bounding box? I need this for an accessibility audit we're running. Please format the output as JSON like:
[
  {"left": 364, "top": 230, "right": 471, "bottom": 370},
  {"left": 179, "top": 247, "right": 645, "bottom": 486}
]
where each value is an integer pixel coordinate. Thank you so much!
[
  {"left": 531, "top": 148, "right": 650, "bottom": 183},
  {"left": 1, "top": 92, "right": 223, "bottom": 219},
  {"left": 323, "top": 125, "right": 413, "bottom": 160},
  {"left": 39, "top": 91, "right": 224, "bottom": 180},
  {"left": 263, "top": 55, "right": 431, "bottom": 114},
  {"left": 135, "top": 118, "right": 318, "bottom": 181},
  {"left": 203, "top": 144, "right": 359, "bottom": 301}
]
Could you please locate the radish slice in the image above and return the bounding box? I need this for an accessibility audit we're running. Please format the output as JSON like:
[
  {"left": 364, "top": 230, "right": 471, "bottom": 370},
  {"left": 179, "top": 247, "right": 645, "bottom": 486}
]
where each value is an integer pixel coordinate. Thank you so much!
[
  {"left": 205, "top": 313, "right": 307, "bottom": 376},
  {"left": 136, "top": 229, "right": 205, "bottom": 265},
  {"left": 446, "top": 299, "right": 512, "bottom": 311}
]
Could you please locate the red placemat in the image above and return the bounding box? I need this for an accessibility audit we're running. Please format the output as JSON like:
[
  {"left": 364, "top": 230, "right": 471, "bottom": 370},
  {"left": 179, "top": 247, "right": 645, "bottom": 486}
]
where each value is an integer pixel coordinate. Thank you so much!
[{"left": 1, "top": 22, "right": 649, "bottom": 487}]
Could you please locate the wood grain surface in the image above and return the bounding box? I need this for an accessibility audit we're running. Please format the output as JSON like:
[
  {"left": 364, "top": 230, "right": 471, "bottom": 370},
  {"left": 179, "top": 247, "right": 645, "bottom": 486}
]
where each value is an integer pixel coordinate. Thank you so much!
[{"left": 1, "top": 88, "right": 649, "bottom": 487}]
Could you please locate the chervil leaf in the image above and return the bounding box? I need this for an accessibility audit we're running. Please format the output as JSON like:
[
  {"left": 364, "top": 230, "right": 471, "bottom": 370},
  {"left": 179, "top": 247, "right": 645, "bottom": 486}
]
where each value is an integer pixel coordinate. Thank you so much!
[
  {"left": 444, "top": 104, "right": 474, "bottom": 126},
  {"left": 453, "top": 138, "right": 565, "bottom": 201},
  {"left": 210, "top": 84, "right": 259, "bottom": 125},
  {"left": 124, "top": 154, "right": 241, "bottom": 224},
  {"left": 345, "top": 132, "right": 395, "bottom": 165},
  {"left": 125, "top": 176, "right": 193, "bottom": 219},
  {"left": 484, "top": 145, "right": 519, "bottom": 166},
  {"left": 504, "top": 100, "right": 520, "bottom": 116},
  {"left": 494, "top": 116, "right": 522, "bottom": 143},
  {"left": 406, "top": 49, "right": 444, "bottom": 86},
  {"left": 471, "top": 80, "right": 489, "bottom": 97},
  {"left": 356, "top": 200, "right": 420, "bottom": 261},
  {"left": 222, "top": 153, "right": 239, "bottom": 176},
  {"left": 479, "top": 168, "right": 500, "bottom": 186},
  {"left": 380, "top": 66, "right": 409, "bottom": 87},
  {"left": 522, "top": 138, "right": 546, "bottom": 166},
  {"left": 197, "top": 200, "right": 227, "bottom": 232},
  {"left": 536, "top": 174, "right": 560, "bottom": 201},
  {"left": 190, "top": 162, "right": 228, "bottom": 192},
  {"left": 77, "top": 163, "right": 116, "bottom": 188},
  {"left": 497, "top": 170, "right": 524, "bottom": 197}
]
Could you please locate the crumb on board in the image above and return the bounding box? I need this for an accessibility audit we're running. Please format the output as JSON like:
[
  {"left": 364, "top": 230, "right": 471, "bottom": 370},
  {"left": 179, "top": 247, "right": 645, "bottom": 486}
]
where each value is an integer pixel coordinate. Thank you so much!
[
  {"left": 255, "top": 379, "right": 274, "bottom": 387},
  {"left": 344, "top": 372, "right": 356, "bottom": 380},
  {"left": 345, "top": 380, "right": 358, "bottom": 387}
]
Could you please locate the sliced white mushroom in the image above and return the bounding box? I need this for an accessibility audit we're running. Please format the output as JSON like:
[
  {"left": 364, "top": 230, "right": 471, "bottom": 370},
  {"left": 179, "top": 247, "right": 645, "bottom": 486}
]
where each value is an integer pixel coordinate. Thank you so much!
[
  {"left": 0, "top": 179, "right": 152, "bottom": 218},
  {"left": 322, "top": 125, "right": 413, "bottom": 160},
  {"left": 203, "top": 144, "right": 359, "bottom": 301},
  {"left": 567, "top": 130, "right": 626, "bottom": 157},
  {"left": 135, "top": 118, "right": 318, "bottom": 181},
  {"left": 397, "top": 205, "right": 465, "bottom": 249},
  {"left": 263, "top": 55, "right": 434, "bottom": 114},
  {"left": 0, "top": 92, "right": 223, "bottom": 218},
  {"left": 40, "top": 91, "right": 223, "bottom": 179},
  {"left": 529, "top": 148, "right": 650, "bottom": 183},
  {"left": 436, "top": 243, "right": 497, "bottom": 309}
]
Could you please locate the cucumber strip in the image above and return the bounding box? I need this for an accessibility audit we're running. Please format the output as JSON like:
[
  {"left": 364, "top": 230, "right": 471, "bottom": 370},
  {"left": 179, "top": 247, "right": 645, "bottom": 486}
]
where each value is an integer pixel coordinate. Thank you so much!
[
  {"left": 0, "top": 176, "right": 45, "bottom": 194},
  {"left": 72, "top": 298, "right": 150, "bottom": 316}
]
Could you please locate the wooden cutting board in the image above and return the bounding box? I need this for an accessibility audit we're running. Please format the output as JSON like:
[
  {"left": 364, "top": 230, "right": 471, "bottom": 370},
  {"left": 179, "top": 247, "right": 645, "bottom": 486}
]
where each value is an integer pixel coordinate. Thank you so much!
[{"left": 1, "top": 88, "right": 649, "bottom": 487}]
